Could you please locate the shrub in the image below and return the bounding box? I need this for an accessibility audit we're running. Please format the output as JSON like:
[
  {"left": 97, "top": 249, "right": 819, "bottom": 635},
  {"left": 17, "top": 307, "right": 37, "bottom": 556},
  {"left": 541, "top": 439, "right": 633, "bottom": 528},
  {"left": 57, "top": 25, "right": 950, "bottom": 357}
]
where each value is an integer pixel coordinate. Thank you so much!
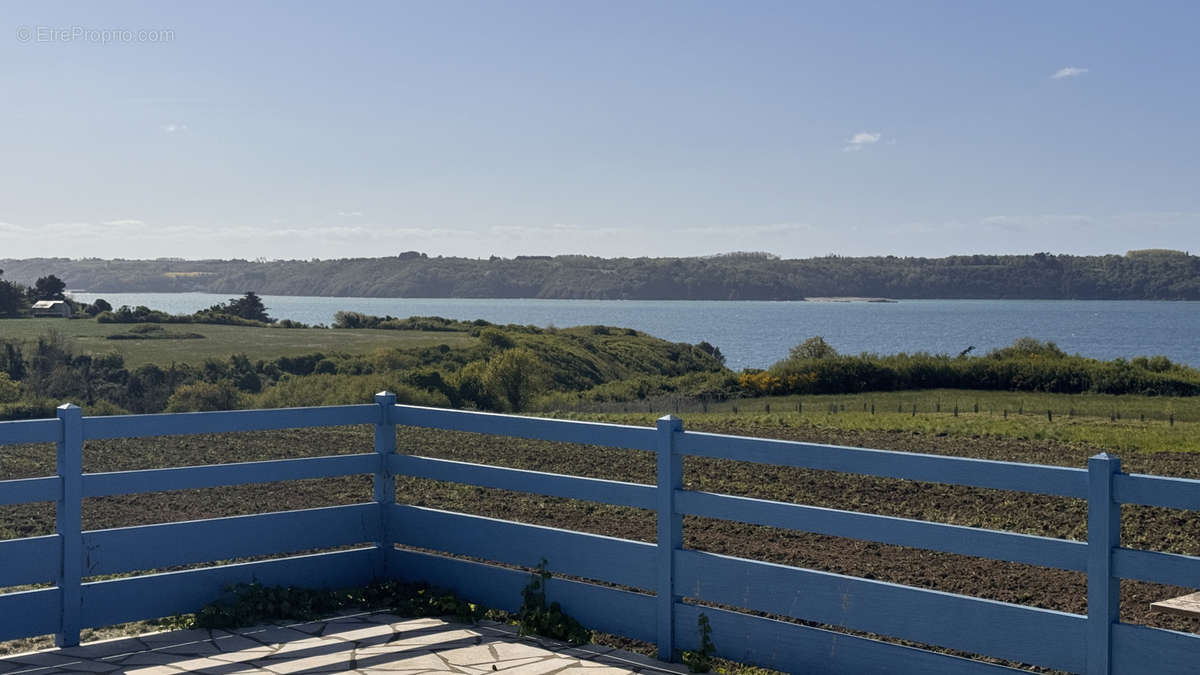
[
  {"left": 0, "top": 398, "right": 60, "bottom": 421},
  {"left": 478, "top": 327, "right": 516, "bottom": 350},
  {"left": 758, "top": 337, "right": 1200, "bottom": 397},
  {"left": 0, "top": 372, "right": 19, "bottom": 404},
  {"left": 483, "top": 348, "right": 545, "bottom": 412},
  {"left": 788, "top": 336, "right": 838, "bottom": 360},
  {"left": 165, "top": 381, "right": 245, "bottom": 412},
  {"left": 84, "top": 399, "right": 131, "bottom": 416},
  {"left": 251, "top": 374, "right": 450, "bottom": 409},
  {"left": 452, "top": 360, "right": 502, "bottom": 410}
]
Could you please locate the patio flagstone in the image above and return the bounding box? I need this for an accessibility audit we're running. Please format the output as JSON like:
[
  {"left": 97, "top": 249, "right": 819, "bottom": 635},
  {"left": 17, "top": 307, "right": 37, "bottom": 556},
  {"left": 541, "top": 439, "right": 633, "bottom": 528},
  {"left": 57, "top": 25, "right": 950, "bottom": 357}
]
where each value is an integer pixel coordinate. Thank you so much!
[{"left": 0, "top": 614, "right": 688, "bottom": 675}]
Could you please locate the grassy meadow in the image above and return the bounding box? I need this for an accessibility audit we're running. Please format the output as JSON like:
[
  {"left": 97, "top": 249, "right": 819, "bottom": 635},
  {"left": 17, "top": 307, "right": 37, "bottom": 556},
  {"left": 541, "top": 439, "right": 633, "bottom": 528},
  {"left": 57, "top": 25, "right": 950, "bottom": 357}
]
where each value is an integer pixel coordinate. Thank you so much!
[
  {"left": 582, "top": 389, "right": 1200, "bottom": 454},
  {"left": 0, "top": 317, "right": 474, "bottom": 367},
  {"left": 709, "top": 388, "right": 1200, "bottom": 421}
]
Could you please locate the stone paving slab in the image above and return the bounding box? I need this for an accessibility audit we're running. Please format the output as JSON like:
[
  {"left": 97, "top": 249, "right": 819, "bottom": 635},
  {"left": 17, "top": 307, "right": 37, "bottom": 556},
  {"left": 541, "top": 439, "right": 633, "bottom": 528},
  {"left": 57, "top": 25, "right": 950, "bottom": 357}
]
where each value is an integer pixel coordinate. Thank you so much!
[
  {"left": 1151, "top": 591, "right": 1200, "bottom": 619},
  {"left": 0, "top": 613, "right": 687, "bottom": 675}
]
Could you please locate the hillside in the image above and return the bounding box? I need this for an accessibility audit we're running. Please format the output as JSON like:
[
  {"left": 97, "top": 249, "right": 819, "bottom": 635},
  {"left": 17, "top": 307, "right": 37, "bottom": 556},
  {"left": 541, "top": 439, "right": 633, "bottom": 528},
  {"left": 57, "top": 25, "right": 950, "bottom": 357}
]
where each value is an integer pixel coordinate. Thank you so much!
[{"left": 3, "top": 249, "right": 1199, "bottom": 300}]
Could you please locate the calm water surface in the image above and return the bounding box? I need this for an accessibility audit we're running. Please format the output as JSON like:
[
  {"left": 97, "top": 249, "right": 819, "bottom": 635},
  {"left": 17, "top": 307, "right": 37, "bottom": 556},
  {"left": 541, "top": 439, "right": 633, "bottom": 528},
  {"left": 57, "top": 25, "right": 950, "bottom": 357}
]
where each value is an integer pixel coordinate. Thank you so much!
[{"left": 68, "top": 293, "right": 1200, "bottom": 371}]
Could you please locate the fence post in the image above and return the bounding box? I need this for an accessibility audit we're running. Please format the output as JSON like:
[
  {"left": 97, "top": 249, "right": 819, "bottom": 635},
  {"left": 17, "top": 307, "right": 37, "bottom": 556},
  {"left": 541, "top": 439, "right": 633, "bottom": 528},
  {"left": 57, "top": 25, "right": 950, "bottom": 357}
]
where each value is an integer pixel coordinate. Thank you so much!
[
  {"left": 656, "top": 415, "right": 683, "bottom": 661},
  {"left": 1087, "top": 453, "right": 1121, "bottom": 675},
  {"left": 55, "top": 403, "right": 82, "bottom": 648},
  {"left": 374, "top": 391, "right": 398, "bottom": 580}
]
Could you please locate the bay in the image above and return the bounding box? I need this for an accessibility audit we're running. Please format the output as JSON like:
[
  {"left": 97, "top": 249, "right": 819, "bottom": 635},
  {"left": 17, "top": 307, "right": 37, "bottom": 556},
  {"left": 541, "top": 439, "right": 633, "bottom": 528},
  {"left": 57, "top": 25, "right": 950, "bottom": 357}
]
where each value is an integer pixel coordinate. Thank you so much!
[{"left": 67, "top": 292, "right": 1200, "bottom": 371}]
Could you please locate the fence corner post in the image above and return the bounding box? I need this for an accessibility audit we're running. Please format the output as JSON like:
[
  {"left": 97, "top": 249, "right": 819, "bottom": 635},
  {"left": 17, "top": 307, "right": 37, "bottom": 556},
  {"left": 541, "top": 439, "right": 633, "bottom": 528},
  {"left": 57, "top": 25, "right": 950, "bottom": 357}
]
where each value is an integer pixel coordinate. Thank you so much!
[
  {"left": 55, "top": 403, "right": 83, "bottom": 648},
  {"left": 374, "top": 391, "right": 398, "bottom": 581},
  {"left": 1087, "top": 452, "right": 1121, "bottom": 675},
  {"left": 656, "top": 414, "right": 683, "bottom": 662}
]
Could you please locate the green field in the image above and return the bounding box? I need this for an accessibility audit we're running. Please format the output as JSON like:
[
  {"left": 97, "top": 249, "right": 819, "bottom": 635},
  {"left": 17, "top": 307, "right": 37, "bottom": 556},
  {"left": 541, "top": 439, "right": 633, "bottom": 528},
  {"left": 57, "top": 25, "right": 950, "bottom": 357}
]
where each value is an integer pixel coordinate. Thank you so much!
[
  {"left": 572, "top": 388, "right": 1200, "bottom": 454},
  {"left": 0, "top": 318, "right": 475, "bottom": 367},
  {"left": 705, "top": 388, "right": 1200, "bottom": 422}
]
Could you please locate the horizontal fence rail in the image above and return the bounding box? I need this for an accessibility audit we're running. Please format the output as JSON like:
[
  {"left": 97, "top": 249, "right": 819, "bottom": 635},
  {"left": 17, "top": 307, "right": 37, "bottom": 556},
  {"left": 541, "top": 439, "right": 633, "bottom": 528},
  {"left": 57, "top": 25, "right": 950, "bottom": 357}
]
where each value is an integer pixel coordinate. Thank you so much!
[
  {"left": 0, "top": 535, "right": 60, "bottom": 587},
  {"left": 83, "top": 503, "right": 381, "bottom": 576},
  {"left": 81, "top": 404, "right": 379, "bottom": 440},
  {"left": 0, "top": 396, "right": 1197, "bottom": 674},
  {"left": 676, "top": 489, "right": 1089, "bottom": 572},
  {"left": 390, "top": 504, "right": 657, "bottom": 590},
  {"left": 679, "top": 430, "right": 1090, "bottom": 498},
  {"left": 82, "top": 453, "right": 378, "bottom": 498},
  {"left": 1113, "top": 473, "right": 1200, "bottom": 510},
  {"left": 0, "top": 475, "right": 60, "bottom": 505},
  {"left": 677, "top": 549, "right": 1086, "bottom": 672},
  {"left": 0, "top": 418, "right": 59, "bottom": 445},
  {"left": 391, "top": 454, "right": 657, "bottom": 509},
  {"left": 389, "top": 404, "right": 659, "bottom": 451}
]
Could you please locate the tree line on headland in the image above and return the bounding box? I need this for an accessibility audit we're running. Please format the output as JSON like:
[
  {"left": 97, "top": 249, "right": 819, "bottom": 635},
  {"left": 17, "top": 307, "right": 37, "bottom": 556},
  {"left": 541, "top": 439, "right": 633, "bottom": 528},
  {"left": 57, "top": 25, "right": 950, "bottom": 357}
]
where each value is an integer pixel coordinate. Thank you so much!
[{"left": 3, "top": 249, "right": 1198, "bottom": 299}]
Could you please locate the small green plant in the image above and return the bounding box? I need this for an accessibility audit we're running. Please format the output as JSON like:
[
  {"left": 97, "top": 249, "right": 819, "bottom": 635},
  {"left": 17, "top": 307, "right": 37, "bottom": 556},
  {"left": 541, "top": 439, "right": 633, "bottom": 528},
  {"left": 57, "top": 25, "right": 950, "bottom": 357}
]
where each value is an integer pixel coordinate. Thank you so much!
[
  {"left": 518, "top": 559, "right": 591, "bottom": 644},
  {"left": 682, "top": 613, "right": 715, "bottom": 673},
  {"left": 190, "top": 580, "right": 484, "bottom": 629}
]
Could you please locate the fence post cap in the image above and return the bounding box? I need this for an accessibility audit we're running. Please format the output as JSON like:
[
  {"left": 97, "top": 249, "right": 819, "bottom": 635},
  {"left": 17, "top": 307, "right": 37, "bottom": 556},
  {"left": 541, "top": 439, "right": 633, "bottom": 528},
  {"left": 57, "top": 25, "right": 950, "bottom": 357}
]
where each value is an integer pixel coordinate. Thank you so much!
[
  {"left": 1088, "top": 452, "right": 1120, "bottom": 464},
  {"left": 656, "top": 414, "right": 682, "bottom": 431},
  {"left": 56, "top": 403, "right": 81, "bottom": 415},
  {"left": 375, "top": 391, "right": 397, "bottom": 403}
]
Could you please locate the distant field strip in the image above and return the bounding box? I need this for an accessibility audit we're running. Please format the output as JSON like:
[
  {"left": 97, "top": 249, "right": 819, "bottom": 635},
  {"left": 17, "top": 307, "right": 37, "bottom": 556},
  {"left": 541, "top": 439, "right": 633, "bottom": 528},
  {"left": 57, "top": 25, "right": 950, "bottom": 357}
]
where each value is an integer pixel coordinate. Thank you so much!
[{"left": 0, "top": 318, "right": 474, "bottom": 366}]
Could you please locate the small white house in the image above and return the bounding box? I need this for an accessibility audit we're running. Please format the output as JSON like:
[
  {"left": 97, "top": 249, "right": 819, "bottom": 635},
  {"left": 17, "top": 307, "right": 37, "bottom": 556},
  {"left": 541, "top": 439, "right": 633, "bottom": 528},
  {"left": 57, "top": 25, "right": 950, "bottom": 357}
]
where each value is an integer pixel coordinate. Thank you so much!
[{"left": 31, "top": 300, "right": 72, "bottom": 318}]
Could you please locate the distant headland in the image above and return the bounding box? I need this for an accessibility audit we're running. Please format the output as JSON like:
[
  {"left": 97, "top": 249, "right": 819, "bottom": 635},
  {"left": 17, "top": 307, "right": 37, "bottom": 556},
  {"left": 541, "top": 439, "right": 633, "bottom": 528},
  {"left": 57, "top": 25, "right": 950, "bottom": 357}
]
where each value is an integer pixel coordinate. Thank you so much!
[{"left": 2, "top": 249, "right": 1196, "bottom": 300}]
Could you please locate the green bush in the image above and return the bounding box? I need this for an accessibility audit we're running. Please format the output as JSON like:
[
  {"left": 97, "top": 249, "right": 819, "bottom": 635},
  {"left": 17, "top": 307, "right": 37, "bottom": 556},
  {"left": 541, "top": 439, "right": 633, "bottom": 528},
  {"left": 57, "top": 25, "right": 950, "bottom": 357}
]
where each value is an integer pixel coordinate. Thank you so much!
[
  {"left": 478, "top": 327, "right": 517, "bottom": 350},
  {"left": 761, "top": 337, "right": 1200, "bottom": 397},
  {"left": 250, "top": 374, "right": 450, "bottom": 409},
  {"left": 84, "top": 399, "right": 131, "bottom": 416},
  {"left": 0, "top": 372, "right": 19, "bottom": 404},
  {"left": 484, "top": 348, "right": 545, "bottom": 412},
  {"left": 165, "top": 381, "right": 245, "bottom": 412},
  {"left": 0, "top": 398, "right": 57, "bottom": 421}
]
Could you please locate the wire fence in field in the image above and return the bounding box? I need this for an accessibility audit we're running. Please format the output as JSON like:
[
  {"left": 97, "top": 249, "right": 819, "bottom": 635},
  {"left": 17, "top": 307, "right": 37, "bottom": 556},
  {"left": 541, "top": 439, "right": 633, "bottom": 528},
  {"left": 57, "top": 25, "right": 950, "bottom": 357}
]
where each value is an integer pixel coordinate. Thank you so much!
[{"left": 551, "top": 393, "right": 1188, "bottom": 426}]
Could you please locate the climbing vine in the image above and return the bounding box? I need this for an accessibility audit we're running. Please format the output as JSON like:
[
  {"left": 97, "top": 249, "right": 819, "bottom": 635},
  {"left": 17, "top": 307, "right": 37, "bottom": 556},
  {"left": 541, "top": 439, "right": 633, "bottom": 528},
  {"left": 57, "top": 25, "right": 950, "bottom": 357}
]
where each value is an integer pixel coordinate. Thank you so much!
[
  {"left": 517, "top": 559, "right": 591, "bottom": 645},
  {"left": 682, "top": 613, "right": 716, "bottom": 673}
]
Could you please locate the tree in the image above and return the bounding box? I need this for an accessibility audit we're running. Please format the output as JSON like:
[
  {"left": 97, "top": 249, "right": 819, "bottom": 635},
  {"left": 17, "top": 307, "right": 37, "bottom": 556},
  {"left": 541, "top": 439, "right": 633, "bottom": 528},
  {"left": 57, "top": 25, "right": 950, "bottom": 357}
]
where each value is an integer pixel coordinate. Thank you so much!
[
  {"left": 483, "top": 348, "right": 545, "bottom": 412},
  {"left": 87, "top": 298, "right": 113, "bottom": 316},
  {"left": 1, "top": 342, "right": 26, "bottom": 381},
  {"left": 988, "top": 337, "right": 1066, "bottom": 360},
  {"left": 202, "top": 291, "right": 274, "bottom": 323},
  {"left": 226, "top": 291, "right": 273, "bottom": 323},
  {"left": 788, "top": 336, "right": 839, "bottom": 360},
  {"left": 32, "top": 275, "right": 66, "bottom": 301},
  {"left": 0, "top": 270, "right": 27, "bottom": 317},
  {"left": 696, "top": 341, "right": 726, "bottom": 366}
]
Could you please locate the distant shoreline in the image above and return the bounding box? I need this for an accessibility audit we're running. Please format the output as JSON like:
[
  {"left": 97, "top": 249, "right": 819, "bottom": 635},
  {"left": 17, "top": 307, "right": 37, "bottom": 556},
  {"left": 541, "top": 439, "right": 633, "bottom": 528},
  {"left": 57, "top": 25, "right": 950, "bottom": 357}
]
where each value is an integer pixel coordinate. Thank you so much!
[
  {"left": 804, "top": 297, "right": 898, "bottom": 303},
  {"left": 10, "top": 250, "right": 1199, "bottom": 301},
  {"left": 67, "top": 291, "right": 908, "bottom": 303}
]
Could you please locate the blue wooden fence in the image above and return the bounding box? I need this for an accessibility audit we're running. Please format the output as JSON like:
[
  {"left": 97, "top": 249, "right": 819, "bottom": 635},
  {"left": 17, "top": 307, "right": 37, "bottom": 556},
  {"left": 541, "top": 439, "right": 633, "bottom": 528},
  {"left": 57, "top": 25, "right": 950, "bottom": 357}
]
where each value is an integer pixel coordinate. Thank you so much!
[{"left": 1, "top": 393, "right": 1198, "bottom": 674}]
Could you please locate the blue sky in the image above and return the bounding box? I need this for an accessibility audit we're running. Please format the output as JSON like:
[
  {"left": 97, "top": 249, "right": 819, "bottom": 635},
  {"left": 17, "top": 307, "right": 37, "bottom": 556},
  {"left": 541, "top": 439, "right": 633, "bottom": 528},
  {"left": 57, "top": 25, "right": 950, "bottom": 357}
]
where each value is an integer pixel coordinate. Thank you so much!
[{"left": 2, "top": 1, "right": 1198, "bottom": 260}]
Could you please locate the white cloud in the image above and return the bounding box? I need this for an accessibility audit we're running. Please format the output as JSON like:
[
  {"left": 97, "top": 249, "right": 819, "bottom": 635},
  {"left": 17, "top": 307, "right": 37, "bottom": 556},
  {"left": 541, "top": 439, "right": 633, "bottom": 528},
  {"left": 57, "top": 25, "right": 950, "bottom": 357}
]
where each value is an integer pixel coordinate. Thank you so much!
[
  {"left": 161, "top": 123, "right": 188, "bottom": 133},
  {"left": 1051, "top": 67, "right": 1088, "bottom": 80},
  {"left": 101, "top": 219, "right": 145, "bottom": 227},
  {"left": 843, "top": 131, "right": 882, "bottom": 152},
  {"left": 337, "top": 211, "right": 363, "bottom": 217}
]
